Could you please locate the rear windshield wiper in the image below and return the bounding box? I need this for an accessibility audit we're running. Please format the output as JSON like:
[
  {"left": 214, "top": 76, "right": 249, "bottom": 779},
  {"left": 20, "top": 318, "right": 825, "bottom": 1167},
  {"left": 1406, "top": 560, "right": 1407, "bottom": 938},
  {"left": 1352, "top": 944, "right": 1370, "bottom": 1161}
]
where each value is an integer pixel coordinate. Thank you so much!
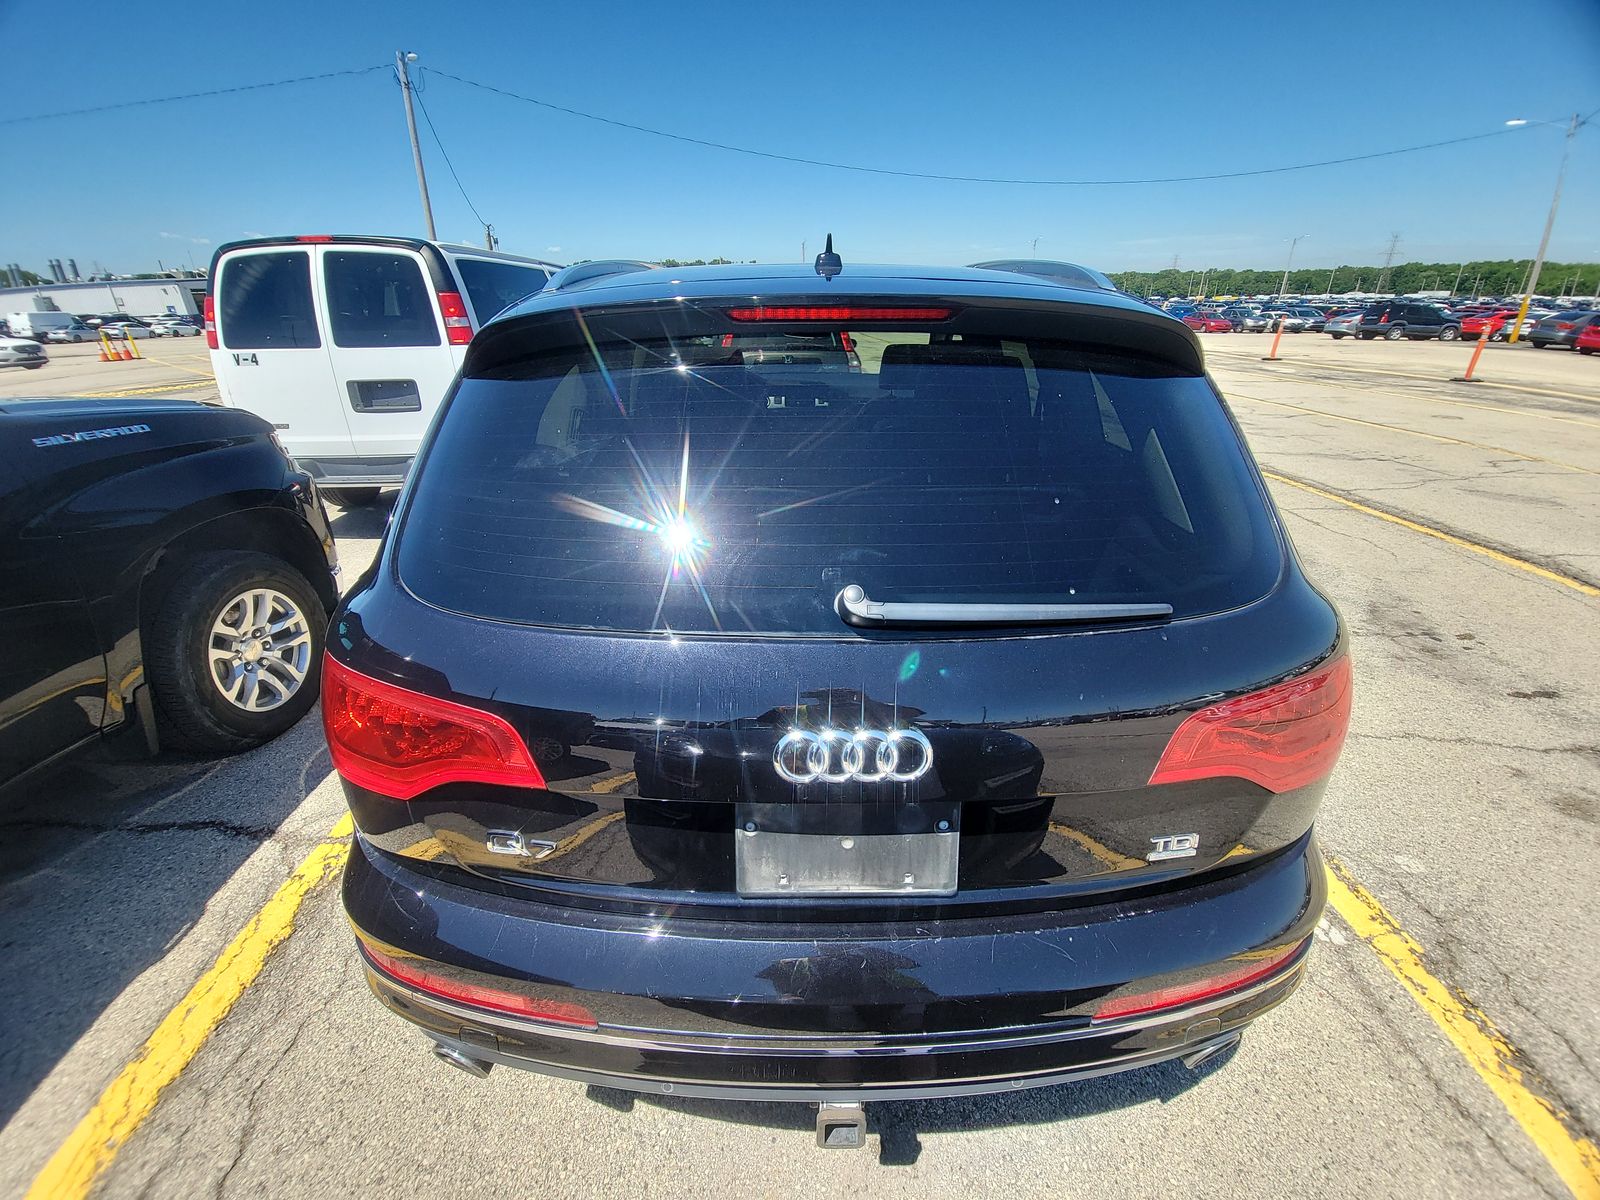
[{"left": 835, "top": 585, "right": 1173, "bottom": 629}]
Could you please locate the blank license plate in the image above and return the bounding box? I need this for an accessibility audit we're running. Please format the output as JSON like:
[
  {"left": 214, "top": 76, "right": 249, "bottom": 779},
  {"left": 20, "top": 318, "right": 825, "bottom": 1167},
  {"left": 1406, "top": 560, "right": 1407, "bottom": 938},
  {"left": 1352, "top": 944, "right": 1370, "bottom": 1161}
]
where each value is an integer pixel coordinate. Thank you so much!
[{"left": 736, "top": 829, "right": 958, "bottom": 897}]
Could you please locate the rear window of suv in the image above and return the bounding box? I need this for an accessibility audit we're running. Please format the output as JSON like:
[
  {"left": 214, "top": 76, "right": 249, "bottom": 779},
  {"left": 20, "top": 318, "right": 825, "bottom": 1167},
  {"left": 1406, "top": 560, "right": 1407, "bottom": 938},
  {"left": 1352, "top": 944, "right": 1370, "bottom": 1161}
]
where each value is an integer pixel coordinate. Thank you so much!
[{"left": 397, "top": 329, "right": 1284, "bottom": 635}]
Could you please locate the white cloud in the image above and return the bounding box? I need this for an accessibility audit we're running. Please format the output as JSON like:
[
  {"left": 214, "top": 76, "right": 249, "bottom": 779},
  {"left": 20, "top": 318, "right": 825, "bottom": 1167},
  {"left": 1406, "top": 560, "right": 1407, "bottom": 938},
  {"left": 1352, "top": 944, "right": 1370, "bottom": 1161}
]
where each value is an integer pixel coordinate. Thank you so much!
[
  {"left": 241, "top": 230, "right": 266, "bottom": 238},
  {"left": 159, "top": 232, "right": 211, "bottom": 244},
  {"left": 546, "top": 246, "right": 562, "bottom": 253}
]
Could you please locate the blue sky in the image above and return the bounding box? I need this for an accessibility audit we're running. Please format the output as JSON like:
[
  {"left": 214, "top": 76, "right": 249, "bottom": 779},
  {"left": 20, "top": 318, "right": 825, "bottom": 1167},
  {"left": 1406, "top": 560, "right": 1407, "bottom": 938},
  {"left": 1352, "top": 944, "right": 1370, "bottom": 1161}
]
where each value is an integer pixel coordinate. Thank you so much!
[{"left": 5, "top": 1, "right": 1598, "bottom": 275}]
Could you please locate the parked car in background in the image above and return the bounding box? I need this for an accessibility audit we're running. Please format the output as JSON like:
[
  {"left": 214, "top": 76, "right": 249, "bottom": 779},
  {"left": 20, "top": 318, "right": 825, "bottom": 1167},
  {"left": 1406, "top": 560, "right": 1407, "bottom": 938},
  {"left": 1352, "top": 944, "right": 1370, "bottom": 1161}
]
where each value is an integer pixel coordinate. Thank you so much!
[
  {"left": 4, "top": 312, "right": 82, "bottom": 342},
  {"left": 207, "top": 235, "right": 563, "bottom": 508},
  {"left": 1324, "top": 312, "right": 1365, "bottom": 339},
  {"left": 1287, "top": 307, "right": 1328, "bottom": 332},
  {"left": 1223, "top": 307, "right": 1268, "bottom": 332},
  {"left": 100, "top": 322, "right": 152, "bottom": 340},
  {"left": 1355, "top": 302, "right": 1461, "bottom": 341},
  {"left": 45, "top": 321, "right": 100, "bottom": 344},
  {"left": 1460, "top": 308, "right": 1519, "bottom": 340},
  {"left": 0, "top": 397, "right": 339, "bottom": 792},
  {"left": 1261, "top": 310, "right": 1309, "bottom": 333},
  {"left": 330, "top": 259, "right": 1349, "bottom": 1138},
  {"left": 150, "top": 319, "right": 203, "bottom": 337},
  {"left": 1575, "top": 323, "right": 1600, "bottom": 355},
  {"left": 1182, "top": 311, "right": 1233, "bottom": 332},
  {"left": 0, "top": 336, "right": 48, "bottom": 368},
  {"left": 1526, "top": 310, "right": 1600, "bottom": 349}
]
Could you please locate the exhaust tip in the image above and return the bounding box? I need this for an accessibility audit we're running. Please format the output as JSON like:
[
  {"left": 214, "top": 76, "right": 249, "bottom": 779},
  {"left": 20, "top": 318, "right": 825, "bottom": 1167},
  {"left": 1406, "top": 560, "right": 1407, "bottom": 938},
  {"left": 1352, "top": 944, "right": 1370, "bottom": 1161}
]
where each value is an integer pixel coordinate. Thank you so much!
[
  {"left": 431, "top": 1041, "right": 493, "bottom": 1079},
  {"left": 1181, "top": 1031, "right": 1242, "bottom": 1071}
]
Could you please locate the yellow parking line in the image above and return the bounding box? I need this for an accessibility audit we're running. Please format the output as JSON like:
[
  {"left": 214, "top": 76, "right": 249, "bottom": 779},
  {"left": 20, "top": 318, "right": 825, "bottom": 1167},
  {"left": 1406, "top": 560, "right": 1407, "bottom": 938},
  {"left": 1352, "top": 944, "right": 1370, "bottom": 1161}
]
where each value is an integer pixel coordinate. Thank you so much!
[
  {"left": 1217, "top": 349, "right": 1600, "bottom": 405},
  {"left": 1263, "top": 471, "right": 1599, "bottom": 598},
  {"left": 25, "top": 815, "right": 354, "bottom": 1200},
  {"left": 1048, "top": 822, "right": 1144, "bottom": 870},
  {"left": 1232, "top": 394, "right": 1598, "bottom": 477},
  {"left": 1325, "top": 860, "right": 1600, "bottom": 1199},
  {"left": 134, "top": 351, "right": 218, "bottom": 379},
  {"left": 81, "top": 381, "right": 214, "bottom": 399},
  {"left": 589, "top": 770, "right": 636, "bottom": 793}
]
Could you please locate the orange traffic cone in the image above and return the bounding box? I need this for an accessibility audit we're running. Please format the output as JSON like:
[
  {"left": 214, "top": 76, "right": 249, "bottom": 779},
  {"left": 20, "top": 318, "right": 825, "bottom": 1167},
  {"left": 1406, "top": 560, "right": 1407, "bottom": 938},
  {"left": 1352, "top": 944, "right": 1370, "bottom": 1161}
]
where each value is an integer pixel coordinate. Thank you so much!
[
  {"left": 118, "top": 342, "right": 132, "bottom": 361},
  {"left": 98, "top": 344, "right": 111, "bottom": 362}
]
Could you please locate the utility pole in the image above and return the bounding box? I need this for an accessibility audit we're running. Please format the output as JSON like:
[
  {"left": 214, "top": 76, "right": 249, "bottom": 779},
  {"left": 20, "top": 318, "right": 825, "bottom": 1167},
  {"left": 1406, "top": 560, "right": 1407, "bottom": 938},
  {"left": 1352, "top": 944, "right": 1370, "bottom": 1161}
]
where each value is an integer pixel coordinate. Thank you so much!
[
  {"left": 484, "top": 224, "right": 497, "bottom": 251},
  {"left": 1507, "top": 112, "right": 1580, "bottom": 343},
  {"left": 1031, "top": 236, "right": 1042, "bottom": 257},
  {"left": 1450, "top": 263, "right": 1465, "bottom": 296},
  {"left": 1278, "top": 234, "right": 1308, "bottom": 298},
  {"left": 1327, "top": 267, "right": 1337, "bottom": 295},
  {"left": 1375, "top": 233, "right": 1400, "bottom": 294},
  {"left": 396, "top": 50, "right": 437, "bottom": 241},
  {"left": 801, "top": 240, "right": 807, "bottom": 263}
]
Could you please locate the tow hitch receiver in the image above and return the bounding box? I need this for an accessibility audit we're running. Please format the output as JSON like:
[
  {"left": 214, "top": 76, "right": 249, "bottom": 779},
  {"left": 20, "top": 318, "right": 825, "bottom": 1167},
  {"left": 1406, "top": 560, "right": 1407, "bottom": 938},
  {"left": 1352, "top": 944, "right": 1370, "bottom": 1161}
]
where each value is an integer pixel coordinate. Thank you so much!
[{"left": 816, "top": 1101, "right": 867, "bottom": 1149}]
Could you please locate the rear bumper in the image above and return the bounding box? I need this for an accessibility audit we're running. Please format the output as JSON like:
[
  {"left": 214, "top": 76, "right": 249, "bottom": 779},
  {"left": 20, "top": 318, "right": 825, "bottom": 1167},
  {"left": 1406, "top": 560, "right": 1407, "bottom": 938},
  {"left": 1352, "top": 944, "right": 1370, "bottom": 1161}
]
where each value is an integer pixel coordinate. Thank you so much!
[
  {"left": 344, "top": 831, "right": 1326, "bottom": 1100},
  {"left": 290, "top": 455, "right": 412, "bottom": 486}
]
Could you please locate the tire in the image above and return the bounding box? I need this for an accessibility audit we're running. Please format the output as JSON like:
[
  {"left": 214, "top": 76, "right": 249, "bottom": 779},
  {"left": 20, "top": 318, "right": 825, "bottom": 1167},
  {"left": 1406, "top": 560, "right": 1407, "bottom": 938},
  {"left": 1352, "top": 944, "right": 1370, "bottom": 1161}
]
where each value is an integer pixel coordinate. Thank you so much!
[
  {"left": 1580, "top": 347, "right": 1594, "bottom": 356},
  {"left": 145, "top": 551, "right": 326, "bottom": 754},
  {"left": 1533, "top": 342, "right": 1549, "bottom": 349},
  {"left": 322, "top": 487, "right": 383, "bottom": 508},
  {"left": 1330, "top": 333, "right": 1346, "bottom": 340},
  {"left": 23, "top": 363, "right": 44, "bottom": 369},
  {"left": 1384, "top": 326, "right": 1405, "bottom": 341},
  {"left": 1439, "top": 326, "right": 1460, "bottom": 342}
]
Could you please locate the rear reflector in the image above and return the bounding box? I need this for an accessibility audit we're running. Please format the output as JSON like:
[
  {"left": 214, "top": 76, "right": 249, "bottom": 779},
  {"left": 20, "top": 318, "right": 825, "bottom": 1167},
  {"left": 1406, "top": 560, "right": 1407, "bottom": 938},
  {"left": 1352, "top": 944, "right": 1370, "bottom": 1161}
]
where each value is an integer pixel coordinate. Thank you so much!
[
  {"left": 726, "top": 306, "right": 954, "bottom": 322},
  {"left": 1092, "top": 940, "right": 1305, "bottom": 1020},
  {"left": 1149, "top": 656, "right": 1351, "bottom": 794},
  {"left": 438, "top": 291, "right": 473, "bottom": 344},
  {"left": 363, "top": 944, "right": 597, "bottom": 1028},
  {"left": 321, "top": 656, "right": 546, "bottom": 799},
  {"left": 203, "top": 295, "right": 218, "bottom": 350}
]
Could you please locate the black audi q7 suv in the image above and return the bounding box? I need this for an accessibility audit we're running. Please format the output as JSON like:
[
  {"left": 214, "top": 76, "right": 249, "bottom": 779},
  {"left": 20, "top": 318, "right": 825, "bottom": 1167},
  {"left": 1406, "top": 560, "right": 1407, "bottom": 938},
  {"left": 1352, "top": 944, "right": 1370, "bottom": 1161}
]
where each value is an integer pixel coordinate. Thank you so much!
[{"left": 328, "top": 256, "right": 1349, "bottom": 1143}]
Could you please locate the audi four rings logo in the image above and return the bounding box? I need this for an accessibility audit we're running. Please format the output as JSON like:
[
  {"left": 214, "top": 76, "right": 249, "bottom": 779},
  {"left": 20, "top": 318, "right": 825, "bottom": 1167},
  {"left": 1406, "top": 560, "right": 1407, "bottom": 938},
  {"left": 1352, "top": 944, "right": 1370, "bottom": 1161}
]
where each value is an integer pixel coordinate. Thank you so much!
[{"left": 773, "top": 727, "right": 934, "bottom": 784}]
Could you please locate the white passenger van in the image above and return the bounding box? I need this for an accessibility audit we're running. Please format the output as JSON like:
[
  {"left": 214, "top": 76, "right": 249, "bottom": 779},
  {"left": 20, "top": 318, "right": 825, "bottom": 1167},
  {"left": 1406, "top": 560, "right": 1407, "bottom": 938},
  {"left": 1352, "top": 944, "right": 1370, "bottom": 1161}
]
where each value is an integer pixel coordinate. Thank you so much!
[{"left": 206, "top": 236, "right": 561, "bottom": 506}]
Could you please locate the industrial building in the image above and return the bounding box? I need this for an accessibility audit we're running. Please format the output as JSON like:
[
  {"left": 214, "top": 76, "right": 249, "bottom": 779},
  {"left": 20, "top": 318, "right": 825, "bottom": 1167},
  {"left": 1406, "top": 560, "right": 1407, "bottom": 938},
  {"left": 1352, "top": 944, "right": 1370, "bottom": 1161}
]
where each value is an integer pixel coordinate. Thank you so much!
[{"left": 0, "top": 275, "right": 206, "bottom": 320}]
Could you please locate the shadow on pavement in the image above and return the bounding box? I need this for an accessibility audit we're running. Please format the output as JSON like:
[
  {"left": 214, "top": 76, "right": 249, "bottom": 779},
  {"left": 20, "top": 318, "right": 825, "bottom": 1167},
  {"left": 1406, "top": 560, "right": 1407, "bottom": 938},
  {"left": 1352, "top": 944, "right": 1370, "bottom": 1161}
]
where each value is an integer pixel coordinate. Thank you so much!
[
  {"left": 0, "top": 717, "right": 332, "bottom": 1127},
  {"left": 587, "top": 1043, "right": 1238, "bottom": 1165}
]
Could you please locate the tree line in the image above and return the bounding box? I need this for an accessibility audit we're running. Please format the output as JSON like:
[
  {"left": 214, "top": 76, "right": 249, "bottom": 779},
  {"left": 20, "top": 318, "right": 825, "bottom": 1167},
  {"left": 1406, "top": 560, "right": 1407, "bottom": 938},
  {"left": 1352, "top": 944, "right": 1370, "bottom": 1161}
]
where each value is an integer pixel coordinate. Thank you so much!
[{"left": 1106, "top": 260, "right": 1599, "bottom": 298}]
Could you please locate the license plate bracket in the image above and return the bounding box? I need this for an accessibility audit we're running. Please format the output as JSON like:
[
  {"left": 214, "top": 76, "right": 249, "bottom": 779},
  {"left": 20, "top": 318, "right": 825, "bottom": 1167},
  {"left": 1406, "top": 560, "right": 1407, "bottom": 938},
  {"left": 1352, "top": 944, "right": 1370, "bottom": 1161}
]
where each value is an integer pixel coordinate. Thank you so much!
[{"left": 734, "top": 802, "right": 959, "bottom": 897}]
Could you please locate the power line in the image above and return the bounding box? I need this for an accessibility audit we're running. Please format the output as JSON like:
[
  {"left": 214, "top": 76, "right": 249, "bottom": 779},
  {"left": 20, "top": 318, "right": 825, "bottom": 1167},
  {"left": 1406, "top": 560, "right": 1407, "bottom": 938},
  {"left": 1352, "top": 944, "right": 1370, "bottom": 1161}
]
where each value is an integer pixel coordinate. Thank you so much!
[
  {"left": 426, "top": 67, "right": 1581, "bottom": 187},
  {"left": 409, "top": 75, "right": 488, "bottom": 227},
  {"left": 12, "top": 65, "right": 391, "bottom": 123}
]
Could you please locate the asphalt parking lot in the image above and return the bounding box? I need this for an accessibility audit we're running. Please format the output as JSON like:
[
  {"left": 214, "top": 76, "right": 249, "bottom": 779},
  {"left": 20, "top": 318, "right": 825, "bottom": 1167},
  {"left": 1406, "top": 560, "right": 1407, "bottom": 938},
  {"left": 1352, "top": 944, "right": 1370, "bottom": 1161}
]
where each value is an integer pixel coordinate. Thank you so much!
[{"left": 2, "top": 333, "right": 1597, "bottom": 1198}]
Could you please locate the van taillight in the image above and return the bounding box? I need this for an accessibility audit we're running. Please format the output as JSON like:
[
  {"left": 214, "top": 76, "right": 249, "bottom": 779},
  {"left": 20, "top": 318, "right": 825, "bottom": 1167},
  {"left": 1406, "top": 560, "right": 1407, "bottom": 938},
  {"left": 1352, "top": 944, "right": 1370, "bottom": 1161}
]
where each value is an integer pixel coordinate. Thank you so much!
[
  {"left": 1148, "top": 656, "right": 1351, "bottom": 794},
  {"left": 321, "top": 656, "right": 546, "bottom": 799},
  {"left": 203, "top": 295, "right": 218, "bottom": 350},
  {"left": 438, "top": 291, "right": 473, "bottom": 345}
]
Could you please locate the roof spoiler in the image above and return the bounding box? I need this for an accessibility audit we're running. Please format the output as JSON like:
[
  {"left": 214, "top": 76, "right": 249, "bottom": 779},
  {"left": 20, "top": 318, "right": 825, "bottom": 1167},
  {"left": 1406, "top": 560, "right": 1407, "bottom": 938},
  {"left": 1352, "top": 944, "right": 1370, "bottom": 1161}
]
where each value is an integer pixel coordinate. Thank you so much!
[
  {"left": 543, "top": 260, "right": 657, "bottom": 293},
  {"left": 968, "top": 259, "right": 1119, "bottom": 293}
]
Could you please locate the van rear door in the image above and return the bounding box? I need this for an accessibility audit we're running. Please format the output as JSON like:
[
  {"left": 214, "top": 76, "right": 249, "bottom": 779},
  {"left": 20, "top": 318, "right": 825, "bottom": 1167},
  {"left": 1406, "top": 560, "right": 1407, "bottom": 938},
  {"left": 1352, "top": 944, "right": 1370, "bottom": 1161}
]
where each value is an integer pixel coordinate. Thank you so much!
[
  {"left": 210, "top": 248, "right": 349, "bottom": 463},
  {"left": 319, "top": 246, "right": 455, "bottom": 467}
]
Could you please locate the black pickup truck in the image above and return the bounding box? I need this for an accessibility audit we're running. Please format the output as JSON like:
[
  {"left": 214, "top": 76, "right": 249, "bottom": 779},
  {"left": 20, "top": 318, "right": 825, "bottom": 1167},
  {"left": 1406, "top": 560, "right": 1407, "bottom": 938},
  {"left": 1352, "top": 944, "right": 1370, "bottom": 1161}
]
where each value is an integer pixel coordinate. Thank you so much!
[{"left": 0, "top": 397, "right": 339, "bottom": 791}]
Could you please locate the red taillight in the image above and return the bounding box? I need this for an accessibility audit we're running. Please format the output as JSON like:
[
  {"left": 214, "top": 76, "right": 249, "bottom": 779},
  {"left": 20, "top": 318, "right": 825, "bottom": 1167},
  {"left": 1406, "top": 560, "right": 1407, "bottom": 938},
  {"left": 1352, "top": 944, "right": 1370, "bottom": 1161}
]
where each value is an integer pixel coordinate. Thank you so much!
[
  {"left": 296, "top": 234, "right": 334, "bottom": 243},
  {"left": 720, "top": 333, "right": 734, "bottom": 348},
  {"left": 437, "top": 291, "right": 473, "bottom": 345},
  {"left": 321, "top": 656, "right": 545, "bottom": 799},
  {"left": 363, "top": 945, "right": 597, "bottom": 1028},
  {"left": 1555, "top": 322, "right": 1573, "bottom": 331},
  {"left": 203, "top": 295, "right": 218, "bottom": 350},
  {"left": 1092, "top": 940, "right": 1305, "bottom": 1020},
  {"left": 839, "top": 331, "right": 855, "bottom": 352},
  {"left": 1149, "top": 656, "right": 1351, "bottom": 794},
  {"left": 725, "top": 306, "right": 953, "bottom": 322}
]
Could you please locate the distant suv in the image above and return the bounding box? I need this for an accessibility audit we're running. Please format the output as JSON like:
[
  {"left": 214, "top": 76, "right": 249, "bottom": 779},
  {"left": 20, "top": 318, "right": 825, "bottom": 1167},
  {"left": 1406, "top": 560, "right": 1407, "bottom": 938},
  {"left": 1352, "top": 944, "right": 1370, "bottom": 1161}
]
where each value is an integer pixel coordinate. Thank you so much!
[
  {"left": 330, "top": 259, "right": 1350, "bottom": 1140},
  {"left": 1526, "top": 310, "right": 1600, "bottom": 349},
  {"left": 207, "top": 236, "right": 563, "bottom": 508},
  {"left": 0, "top": 398, "right": 339, "bottom": 790},
  {"left": 1356, "top": 301, "right": 1461, "bottom": 341}
]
